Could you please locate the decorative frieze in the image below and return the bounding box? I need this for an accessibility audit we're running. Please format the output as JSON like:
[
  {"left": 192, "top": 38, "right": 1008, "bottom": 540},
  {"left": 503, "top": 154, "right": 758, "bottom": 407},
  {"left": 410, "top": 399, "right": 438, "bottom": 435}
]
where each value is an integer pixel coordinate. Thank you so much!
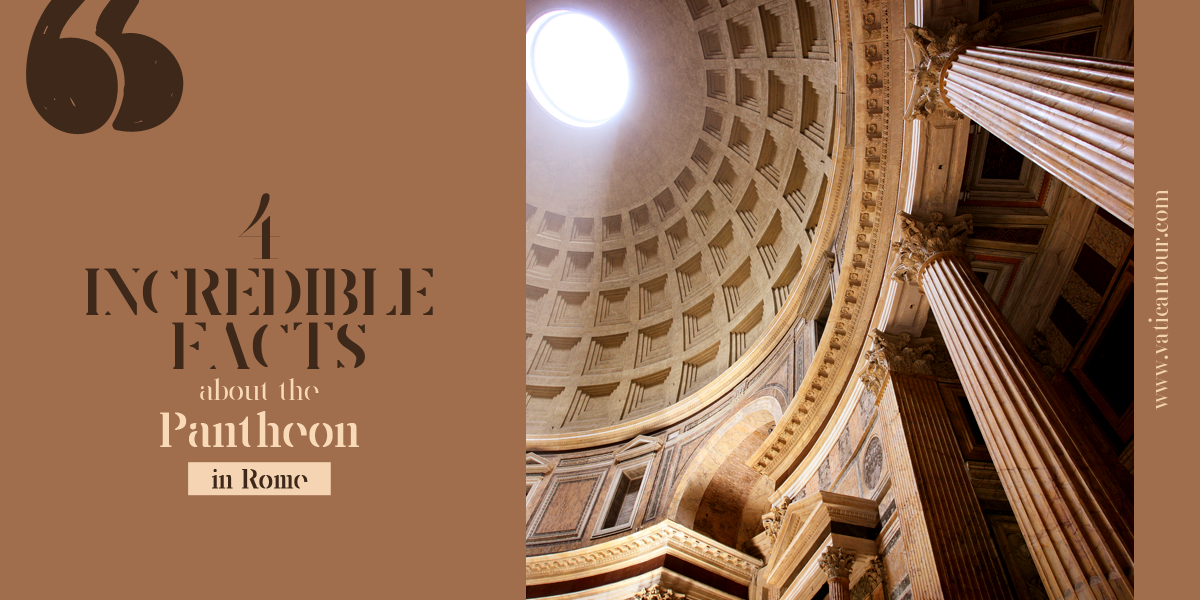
[{"left": 526, "top": 520, "right": 762, "bottom": 586}]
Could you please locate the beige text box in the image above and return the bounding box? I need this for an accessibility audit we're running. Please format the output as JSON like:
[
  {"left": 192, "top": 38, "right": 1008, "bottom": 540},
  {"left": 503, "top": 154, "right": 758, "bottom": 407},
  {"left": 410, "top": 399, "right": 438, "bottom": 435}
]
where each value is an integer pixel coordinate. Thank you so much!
[{"left": 188, "top": 462, "right": 331, "bottom": 496}]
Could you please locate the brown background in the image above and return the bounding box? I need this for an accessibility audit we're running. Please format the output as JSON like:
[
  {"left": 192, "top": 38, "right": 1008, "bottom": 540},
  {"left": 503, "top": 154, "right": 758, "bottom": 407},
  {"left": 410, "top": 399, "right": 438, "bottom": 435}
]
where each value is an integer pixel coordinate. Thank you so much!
[
  {"left": 1138, "top": 0, "right": 1196, "bottom": 597},
  {"left": 0, "top": 0, "right": 1190, "bottom": 597},
  {"left": 1, "top": 1, "right": 522, "bottom": 597}
]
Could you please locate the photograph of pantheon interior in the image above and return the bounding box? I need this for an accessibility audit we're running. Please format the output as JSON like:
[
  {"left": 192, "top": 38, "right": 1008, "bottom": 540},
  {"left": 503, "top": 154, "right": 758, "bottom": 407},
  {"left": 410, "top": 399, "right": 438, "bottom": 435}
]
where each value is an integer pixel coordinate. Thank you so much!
[{"left": 525, "top": 0, "right": 1133, "bottom": 598}]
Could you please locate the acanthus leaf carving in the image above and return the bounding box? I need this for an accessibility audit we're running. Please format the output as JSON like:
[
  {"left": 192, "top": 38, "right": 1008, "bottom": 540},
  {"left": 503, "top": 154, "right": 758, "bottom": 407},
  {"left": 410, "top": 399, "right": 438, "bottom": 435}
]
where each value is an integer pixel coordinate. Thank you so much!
[
  {"left": 859, "top": 329, "right": 936, "bottom": 392},
  {"left": 818, "top": 547, "right": 856, "bottom": 579},
  {"left": 632, "top": 584, "right": 686, "bottom": 600},
  {"left": 761, "top": 496, "right": 792, "bottom": 544},
  {"left": 864, "top": 556, "right": 887, "bottom": 589},
  {"left": 904, "top": 14, "right": 1002, "bottom": 120},
  {"left": 891, "top": 211, "right": 973, "bottom": 284}
]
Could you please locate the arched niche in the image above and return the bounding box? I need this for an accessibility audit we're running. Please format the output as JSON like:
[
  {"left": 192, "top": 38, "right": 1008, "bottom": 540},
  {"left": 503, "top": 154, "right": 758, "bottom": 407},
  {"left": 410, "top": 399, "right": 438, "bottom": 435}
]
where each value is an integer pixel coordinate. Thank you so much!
[{"left": 667, "top": 397, "right": 782, "bottom": 553}]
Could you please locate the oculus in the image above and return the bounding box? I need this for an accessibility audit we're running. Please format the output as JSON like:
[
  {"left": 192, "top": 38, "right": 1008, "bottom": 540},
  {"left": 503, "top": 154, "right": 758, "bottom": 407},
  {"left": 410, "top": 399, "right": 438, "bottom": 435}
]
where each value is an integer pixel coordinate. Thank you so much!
[{"left": 526, "top": 11, "right": 629, "bottom": 127}]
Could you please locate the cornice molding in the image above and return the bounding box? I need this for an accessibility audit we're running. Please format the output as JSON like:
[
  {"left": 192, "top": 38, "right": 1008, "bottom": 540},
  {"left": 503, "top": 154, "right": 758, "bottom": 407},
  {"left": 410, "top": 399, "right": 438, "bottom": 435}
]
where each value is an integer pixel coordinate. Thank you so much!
[
  {"left": 765, "top": 491, "right": 880, "bottom": 591},
  {"left": 525, "top": 520, "right": 763, "bottom": 587},
  {"left": 747, "top": 0, "right": 900, "bottom": 481},
  {"left": 526, "top": 452, "right": 553, "bottom": 475}
]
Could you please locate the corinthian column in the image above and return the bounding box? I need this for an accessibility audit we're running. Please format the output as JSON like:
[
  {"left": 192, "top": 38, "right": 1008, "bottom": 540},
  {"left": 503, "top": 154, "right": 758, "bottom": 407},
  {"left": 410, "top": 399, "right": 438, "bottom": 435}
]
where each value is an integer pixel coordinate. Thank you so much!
[
  {"left": 892, "top": 211, "right": 1133, "bottom": 600},
  {"left": 860, "top": 331, "right": 1013, "bottom": 599},
  {"left": 817, "top": 548, "right": 855, "bottom": 600},
  {"left": 906, "top": 16, "right": 1134, "bottom": 227}
]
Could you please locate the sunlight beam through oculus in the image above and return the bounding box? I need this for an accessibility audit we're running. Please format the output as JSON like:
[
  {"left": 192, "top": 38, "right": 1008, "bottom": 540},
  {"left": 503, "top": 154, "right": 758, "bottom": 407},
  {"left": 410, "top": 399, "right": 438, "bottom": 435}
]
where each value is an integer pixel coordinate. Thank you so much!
[{"left": 526, "top": 11, "right": 629, "bottom": 128}]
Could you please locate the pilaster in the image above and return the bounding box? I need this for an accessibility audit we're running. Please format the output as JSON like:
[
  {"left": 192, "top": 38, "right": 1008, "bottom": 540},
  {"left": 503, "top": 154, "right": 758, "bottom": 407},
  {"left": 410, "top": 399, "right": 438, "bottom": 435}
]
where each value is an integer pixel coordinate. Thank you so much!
[{"left": 862, "top": 329, "right": 1013, "bottom": 599}]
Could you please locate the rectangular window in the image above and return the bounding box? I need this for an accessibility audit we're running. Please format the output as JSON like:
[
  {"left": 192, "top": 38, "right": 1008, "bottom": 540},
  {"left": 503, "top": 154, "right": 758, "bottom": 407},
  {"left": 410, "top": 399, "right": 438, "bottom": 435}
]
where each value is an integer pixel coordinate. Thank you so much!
[
  {"left": 595, "top": 462, "right": 650, "bottom": 535},
  {"left": 602, "top": 469, "right": 644, "bottom": 529}
]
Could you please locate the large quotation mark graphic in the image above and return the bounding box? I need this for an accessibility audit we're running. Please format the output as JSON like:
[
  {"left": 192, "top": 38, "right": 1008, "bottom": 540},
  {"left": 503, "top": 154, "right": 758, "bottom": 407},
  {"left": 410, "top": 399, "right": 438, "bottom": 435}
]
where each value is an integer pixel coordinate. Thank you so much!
[{"left": 27, "top": 0, "right": 183, "bottom": 134}]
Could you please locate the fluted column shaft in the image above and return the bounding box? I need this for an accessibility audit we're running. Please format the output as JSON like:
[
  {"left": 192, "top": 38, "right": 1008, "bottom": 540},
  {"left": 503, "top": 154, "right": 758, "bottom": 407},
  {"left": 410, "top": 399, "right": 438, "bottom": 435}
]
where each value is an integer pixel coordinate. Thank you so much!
[
  {"left": 919, "top": 251, "right": 1133, "bottom": 600},
  {"left": 943, "top": 46, "right": 1134, "bottom": 226},
  {"left": 827, "top": 576, "right": 850, "bottom": 600},
  {"left": 876, "top": 369, "right": 1013, "bottom": 599}
]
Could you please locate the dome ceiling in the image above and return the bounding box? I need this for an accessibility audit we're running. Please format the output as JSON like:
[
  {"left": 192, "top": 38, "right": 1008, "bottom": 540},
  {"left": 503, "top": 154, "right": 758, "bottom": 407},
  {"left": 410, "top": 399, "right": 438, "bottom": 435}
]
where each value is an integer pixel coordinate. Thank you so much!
[{"left": 526, "top": 0, "right": 843, "bottom": 437}]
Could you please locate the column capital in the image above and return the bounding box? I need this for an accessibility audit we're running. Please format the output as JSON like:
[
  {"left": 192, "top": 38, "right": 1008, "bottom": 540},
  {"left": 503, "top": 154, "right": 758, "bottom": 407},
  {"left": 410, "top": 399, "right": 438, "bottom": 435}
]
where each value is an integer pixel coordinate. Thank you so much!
[
  {"left": 631, "top": 584, "right": 686, "bottom": 600},
  {"left": 891, "top": 211, "right": 973, "bottom": 284},
  {"left": 904, "top": 14, "right": 1002, "bottom": 119},
  {"left": 860, "top": 329, "right": 936, "bottom": 392},
  {"left": 818, "top": 547, "right": 856, "bottom": 580},
  {"left": 863, "top": 557, "right": 888, "bottom": 590},
  {"left": 761, "top": 496, "right": 792, "bottom": 544}
]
